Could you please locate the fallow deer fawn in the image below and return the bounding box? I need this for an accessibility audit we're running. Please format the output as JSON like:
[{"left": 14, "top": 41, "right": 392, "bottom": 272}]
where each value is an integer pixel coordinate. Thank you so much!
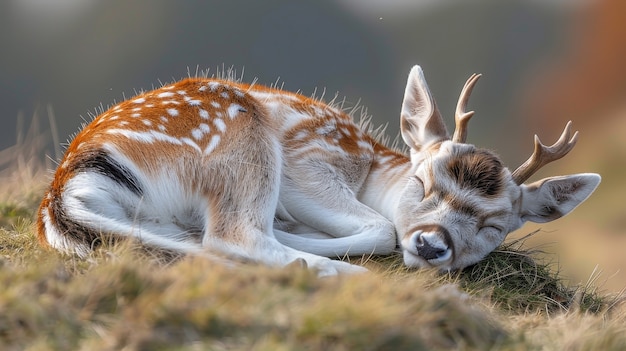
[{"left": 37, "top": 66, "right": 600, "bottom": 275}]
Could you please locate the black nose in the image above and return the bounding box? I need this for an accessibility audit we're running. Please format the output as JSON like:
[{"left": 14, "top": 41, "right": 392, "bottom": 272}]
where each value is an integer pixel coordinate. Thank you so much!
[{"left": 417, "top": 237, "right": 447, "bottom": 261}]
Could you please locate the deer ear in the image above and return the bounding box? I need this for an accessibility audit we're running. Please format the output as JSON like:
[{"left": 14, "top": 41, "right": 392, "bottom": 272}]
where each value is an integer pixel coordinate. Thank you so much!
[
  {"left": 519, "top": 173, "right": 601, "bottom": 223},
  {"left": 400, "top": 66, "right": 449, "bottom": 152}
]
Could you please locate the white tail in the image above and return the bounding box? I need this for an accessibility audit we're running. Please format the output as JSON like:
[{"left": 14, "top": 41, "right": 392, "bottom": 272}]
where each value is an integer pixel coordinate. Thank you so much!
[{"left": 38, "top": 66, "right": 601, "bottom": 274}]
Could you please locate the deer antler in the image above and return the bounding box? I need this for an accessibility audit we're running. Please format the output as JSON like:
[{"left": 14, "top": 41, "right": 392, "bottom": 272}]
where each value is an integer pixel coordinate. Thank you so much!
[
  {"left": 511, "top": 121, "right": 578, "bottom": 184},
  {"left": 452, "top": 73, "right": 481, "bottom": 143}
]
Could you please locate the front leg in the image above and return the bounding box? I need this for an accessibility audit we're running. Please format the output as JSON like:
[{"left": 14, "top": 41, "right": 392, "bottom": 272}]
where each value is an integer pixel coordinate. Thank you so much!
[
  {"left": 273, "top": 226, "right": 396, "bottom": 258},
  {"left": 275, "top": 170, "right": 397, "bottom": 258}
]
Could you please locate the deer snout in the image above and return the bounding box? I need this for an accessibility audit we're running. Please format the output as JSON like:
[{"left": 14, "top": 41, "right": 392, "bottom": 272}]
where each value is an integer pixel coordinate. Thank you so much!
[
  {"left": 401, "top": 225, "right": 453, "bottom": 266},
  {"left": 416, "top": 233, "right": 449, "bottom": 260}
]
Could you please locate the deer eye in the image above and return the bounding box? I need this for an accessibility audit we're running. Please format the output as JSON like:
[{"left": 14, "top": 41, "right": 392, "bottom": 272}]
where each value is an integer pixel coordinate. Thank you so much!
[
  {"left": 478, "top": 225, "right": 502, "bottom": 235},
  {"left": 410, "top": 176, "right": 425, "bottom": 200},
  {"left": 411, "top": 176, "right": 425, "bottom": 191},
  {"left": 411, "top": 175, "right": 423, "bottom": 185}
]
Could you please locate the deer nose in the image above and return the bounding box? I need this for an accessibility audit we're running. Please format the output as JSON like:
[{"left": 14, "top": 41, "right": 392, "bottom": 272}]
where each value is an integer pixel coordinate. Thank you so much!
[{"left": 416, "top": 234, "right": 448, "bottom": 261}]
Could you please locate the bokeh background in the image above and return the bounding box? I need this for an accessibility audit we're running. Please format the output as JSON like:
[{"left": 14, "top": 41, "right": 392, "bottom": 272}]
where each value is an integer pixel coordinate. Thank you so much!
[{"left": 1, "top": 0, "right": 624, "bottom": 291}]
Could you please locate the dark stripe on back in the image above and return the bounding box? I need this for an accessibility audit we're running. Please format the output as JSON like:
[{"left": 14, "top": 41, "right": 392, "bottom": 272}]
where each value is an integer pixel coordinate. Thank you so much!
[{"left": 74, "top": 149, "right": 143, "bottom": 196}]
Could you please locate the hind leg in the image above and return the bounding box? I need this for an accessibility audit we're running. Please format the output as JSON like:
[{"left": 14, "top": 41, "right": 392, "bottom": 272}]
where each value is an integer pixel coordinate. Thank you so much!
[
  {"left": 200, "top": 139, "right": 366, "bottom": 275},
  {"left": 203, "top": 225, "right": 366, "bottom": 276}
]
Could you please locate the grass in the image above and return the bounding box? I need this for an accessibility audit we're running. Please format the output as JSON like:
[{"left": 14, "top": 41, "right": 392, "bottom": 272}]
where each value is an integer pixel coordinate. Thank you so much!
[
  {"left": 1, "top": 117, "right": 625, "bottom": 350},
  {"left": 1, "top": 184, "right": 625, "bottom": 350},
  {"left": 458, "top": 233, "right": 607, "bottom": 314}
]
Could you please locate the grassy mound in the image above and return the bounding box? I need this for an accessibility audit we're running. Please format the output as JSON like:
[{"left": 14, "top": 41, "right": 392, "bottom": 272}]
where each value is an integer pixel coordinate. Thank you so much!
[
  {"left": 0, "top": 226, "right": 500, "bottom": 350},
  {"left": 1, "top": 200, "right": 625, "bottom": 350},
  {"left": 458, "top": 234, "right": 607, "bottom": 314}
]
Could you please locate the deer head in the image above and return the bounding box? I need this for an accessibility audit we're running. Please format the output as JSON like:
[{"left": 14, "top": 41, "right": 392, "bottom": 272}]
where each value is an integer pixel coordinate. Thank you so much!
[{"left": 395, "top": 66, "right": 600, "bottom": 270}]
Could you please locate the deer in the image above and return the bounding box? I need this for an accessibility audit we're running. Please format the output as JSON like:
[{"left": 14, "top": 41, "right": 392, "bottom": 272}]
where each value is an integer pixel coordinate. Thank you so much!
[{"left": 37, "top": 66, "right": 601, "bottom": 276}]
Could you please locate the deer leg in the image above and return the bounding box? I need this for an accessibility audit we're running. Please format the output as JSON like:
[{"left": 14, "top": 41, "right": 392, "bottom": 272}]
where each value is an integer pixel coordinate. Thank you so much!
[
  {"left": 199, "top": 139, "right": 366, "bottom": 276},
  {"left": 275, "top": 162, "right": 397, "bottom": 257}
]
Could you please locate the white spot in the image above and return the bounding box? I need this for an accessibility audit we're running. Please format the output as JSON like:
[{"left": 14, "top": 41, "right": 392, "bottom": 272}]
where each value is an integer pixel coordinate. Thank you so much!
[
  {"left": 158, "top": 124, "right": 167, "bottom": 131},
  {"left": 177, "top": 90, "right": 188, "bottom": 95},
  {"left": 216, "top": 111, "right": 224, "bottom": 118},
  {"left": 293, "top": 131, "right": 308, "bottom": 140},
  {"left": 204, "top": 134, "right": 221, "bottom": 155},
  {"left": 191, "top": 123, "right": 211, "bottom": 140},
  {"left": 162, "top": 100, "right": 181, "bottom": 105},
  {"left": 159, "top": 116, "right": 168, "bottom": 123},
  {"left": 191, "top": 128, "right": 203, "bottom": 140},
  {"left": 133, "top": 97, "right": 146, "bottom": 104},
  {"left": 113, "top": 105, "right": 123, "bottom": 112},
  {"left": 146, "top": 104, "right": 154, "bottom": 108},
  {"left": 199, "top": 123, "right": 211, "bottom": 133},
  {"left": 131, "top": 113, "right": 141, "bottom": 118},
  {"left": 119, "top": 121, "right": 129, "bottom": 126},
  {"left": 199, "top": 109, "right": 209, "bottom": 119},
  {"left": 316, "top": 124, "right": 335, "bottom": 135},
  {"left": 208, "top": 82, "right": 220, "bottom": 91},
  {"left": 227, "top": 103, "right": 245, "bottom": 119},
  {"left": 377, "top": 155, "right": 394, "bottom": 165},
  {"left": 211, "top": 101, "right": 221, "bottom": 108},
  {"left": 213, "top": 118, "right": 226, "bottom": 133},
  {"left": 142, "top": 120, "right": 152, "bottom": 126},
  {"left": 358, "top": 140, "right": 373, "bottom": 151},
  {"left": 132, "top": 107, "right": 142, "bottom": 112},
  {"left": 220, "top": 92, "right": 229, "bottom": 99},
  {"left": 187, "top": 99, "right": 202, "bottom": 106},
  {"left": 199, "top": 86, "right": 207, "bottom": 92},
  {"left": 158, "top": 92, "right": 175, "bottom": 98},
  {"left": 167, "top": 108, "right": 179, "bottom": 117},
  {"left": 180, "top": 137, "right": 202, "bottom": 152},
  {"left": 234, "top": 89, "right": 245, "bottom": 98},
  {"left": 110, "top": 115, "right": 119, "bottom": 120}
]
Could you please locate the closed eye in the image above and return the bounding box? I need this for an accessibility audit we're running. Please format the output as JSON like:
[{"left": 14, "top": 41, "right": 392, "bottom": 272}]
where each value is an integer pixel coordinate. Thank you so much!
[
  {"left": 411, "top": 175, "right": 423, "bottom": 185},
  {"left": 411, "top": 176, "right": 425, "bottom": 201},
  {"left": 479, "top": 225, "right": 503, "bottom": 234}
]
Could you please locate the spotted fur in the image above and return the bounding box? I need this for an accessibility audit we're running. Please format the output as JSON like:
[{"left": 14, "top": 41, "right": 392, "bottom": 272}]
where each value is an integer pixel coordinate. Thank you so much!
[{"left": 37, "top": 66, "right": 601, "bottom": 275}]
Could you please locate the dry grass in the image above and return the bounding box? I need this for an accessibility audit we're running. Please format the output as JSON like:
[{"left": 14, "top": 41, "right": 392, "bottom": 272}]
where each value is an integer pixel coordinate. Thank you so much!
[
  {"left": 1, "top": 116, "right": 625, "bottom": 350},
  {"left": 1, "top": 215, "right": 625, "bottom": 350}
]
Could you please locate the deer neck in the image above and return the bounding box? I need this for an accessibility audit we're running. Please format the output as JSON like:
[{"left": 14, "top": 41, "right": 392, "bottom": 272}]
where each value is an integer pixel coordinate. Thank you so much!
[{"left": 359, "top": 145, "right": 413, "bottom": 223}]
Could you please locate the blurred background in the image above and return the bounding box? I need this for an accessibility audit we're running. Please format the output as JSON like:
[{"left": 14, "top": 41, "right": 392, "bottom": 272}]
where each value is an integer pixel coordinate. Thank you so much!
[{"left": 1, "top": 0, "right": 624, "bottom": 291}]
